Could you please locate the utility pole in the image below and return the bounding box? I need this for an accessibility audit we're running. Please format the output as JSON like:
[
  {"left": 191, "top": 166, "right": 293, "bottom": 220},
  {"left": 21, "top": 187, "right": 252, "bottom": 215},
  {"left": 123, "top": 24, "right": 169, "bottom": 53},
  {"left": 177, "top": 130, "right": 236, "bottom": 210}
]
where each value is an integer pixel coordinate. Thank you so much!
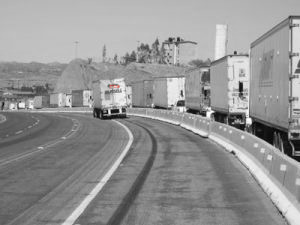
[{"left": 74, "top": 41, "right": 79, "bottom": 59}]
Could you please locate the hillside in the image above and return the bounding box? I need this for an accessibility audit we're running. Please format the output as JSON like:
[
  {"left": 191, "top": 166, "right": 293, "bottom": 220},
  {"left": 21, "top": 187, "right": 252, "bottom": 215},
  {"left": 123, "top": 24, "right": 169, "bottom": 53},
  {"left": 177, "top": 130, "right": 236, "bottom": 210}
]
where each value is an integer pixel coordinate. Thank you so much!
[
  {"left": 54, "top": 59, "right": 194, "bottom": 93},
  {"left": 0, "top": 61, "right": 67, "bottom": 90}
]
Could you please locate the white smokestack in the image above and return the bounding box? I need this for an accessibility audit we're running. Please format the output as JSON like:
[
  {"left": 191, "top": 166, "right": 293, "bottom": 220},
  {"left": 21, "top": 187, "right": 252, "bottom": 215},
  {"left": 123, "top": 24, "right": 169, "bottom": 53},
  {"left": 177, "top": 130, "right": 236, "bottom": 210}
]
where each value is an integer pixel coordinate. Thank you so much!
[{"left": 214, "top": 24, "right": 228, "bottom": 60}]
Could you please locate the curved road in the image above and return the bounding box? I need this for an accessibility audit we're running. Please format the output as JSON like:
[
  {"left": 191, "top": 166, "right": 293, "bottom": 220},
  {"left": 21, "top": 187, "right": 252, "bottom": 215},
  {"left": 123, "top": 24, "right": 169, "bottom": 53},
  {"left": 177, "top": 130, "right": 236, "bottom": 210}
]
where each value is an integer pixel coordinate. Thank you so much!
[
  {"left": 0, "top": 113, "right": 288, "bottom": 225},
  {"left": 0, "top": 112, "right": 129, "bottom": 225},
  {"left": 76, "top": 116, "right": 287, "bottom": 225}
]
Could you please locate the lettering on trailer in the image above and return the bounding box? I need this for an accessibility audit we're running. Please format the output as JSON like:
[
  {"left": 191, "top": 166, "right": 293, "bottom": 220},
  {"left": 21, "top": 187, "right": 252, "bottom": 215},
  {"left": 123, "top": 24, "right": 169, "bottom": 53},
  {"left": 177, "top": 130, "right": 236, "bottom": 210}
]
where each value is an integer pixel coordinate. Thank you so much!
[
  {"left": 105, "top": 89, "right": 123, "bottom": 94},
  {"left": 293, "top": 60, "right": 300, "bottom": 115},
  {"left": 259, "top": 49, "right": 274, "bottom": 87},
  {"left": 105, "top": 83, "right": 122, "bottom": 95}
]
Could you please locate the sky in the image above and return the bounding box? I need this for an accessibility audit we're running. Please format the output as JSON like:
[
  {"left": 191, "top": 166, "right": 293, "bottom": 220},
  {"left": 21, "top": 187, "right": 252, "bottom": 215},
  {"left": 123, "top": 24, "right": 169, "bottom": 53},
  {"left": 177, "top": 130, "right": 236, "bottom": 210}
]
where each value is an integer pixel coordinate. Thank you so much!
[{"left": 0, "top": 0, "right": 300, "bottom": 63}]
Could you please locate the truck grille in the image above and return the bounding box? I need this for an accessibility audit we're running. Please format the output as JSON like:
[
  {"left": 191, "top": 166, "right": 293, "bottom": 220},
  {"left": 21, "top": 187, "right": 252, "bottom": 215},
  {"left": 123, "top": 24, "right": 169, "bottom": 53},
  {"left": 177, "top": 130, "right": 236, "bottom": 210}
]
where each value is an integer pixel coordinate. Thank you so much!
[{"left": 111, "top": 109, "right": 120, "bottom": 114}]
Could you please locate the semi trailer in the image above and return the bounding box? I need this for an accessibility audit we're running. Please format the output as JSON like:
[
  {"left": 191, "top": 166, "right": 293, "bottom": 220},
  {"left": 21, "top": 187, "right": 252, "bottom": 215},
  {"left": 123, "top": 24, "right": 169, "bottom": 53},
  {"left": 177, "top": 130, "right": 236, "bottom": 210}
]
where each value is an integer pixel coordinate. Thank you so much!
[
  {"left": 92, "top": 78, "right": 127, "bottom": 119},
  {"left": 185, "top": 67, "right": 211, "bottom": 116},
  {"left": 132, "top": 80, "right": 154, "bottom": 108},
  {"left": 210, "top": 54, "right": 249, "bottom": 129},
  {"left": 153, "top": 77, "right": 185, "bottom": 109},
  {"left": 250, "top": 15, "right": 300, "bottom": 156}
]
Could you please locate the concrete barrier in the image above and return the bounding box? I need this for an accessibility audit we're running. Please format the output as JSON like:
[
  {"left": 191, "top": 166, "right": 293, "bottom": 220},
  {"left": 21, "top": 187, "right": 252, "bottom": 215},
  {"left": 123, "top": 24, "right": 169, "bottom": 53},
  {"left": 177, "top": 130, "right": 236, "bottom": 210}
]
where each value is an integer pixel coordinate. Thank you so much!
[
  {"left": 0, "top": 114, "right": 6, "bottom": 123},
  {"left": 127, "top": 108, "right": 300, "bottom": 225}
]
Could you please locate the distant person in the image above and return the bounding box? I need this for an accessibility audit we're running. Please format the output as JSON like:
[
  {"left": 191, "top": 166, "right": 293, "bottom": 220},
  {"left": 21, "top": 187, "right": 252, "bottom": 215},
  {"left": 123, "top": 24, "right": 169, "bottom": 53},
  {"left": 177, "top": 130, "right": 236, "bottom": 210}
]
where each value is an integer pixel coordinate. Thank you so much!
[{"left": 1, "top": 101, "right": 4, "bottom": 111}]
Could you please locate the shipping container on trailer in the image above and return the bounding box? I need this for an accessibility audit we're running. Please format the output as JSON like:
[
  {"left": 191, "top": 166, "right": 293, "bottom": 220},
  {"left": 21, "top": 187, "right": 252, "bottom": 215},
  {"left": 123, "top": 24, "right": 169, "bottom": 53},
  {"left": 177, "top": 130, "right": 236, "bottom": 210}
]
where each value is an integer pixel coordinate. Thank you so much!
[
  {"left": 26, "top": 99, "right": 34, "bottom": 109},
  {"left": 83, "top": 90, "right": 93, "bottom": 107},
  {"left": 71, "top": 90, "right": 83, "bottom": 107},
  {"left": 153, "top": 77, "right": 185, "bottom": 109},
  {"left": 132, "top": 80, "right": 154, "bottom": 107},
  {"left": 92, "top": 78, "right": 127, "bottom": 119},
  {"left": 250, "top": 15, "right": 300, "bottom": 156},
  {"left": 126, "top": 85, "right": 132, "bottom": 107},
  {"left": 210, "top": 54, "right": 249, "bottom": 129},
  {"left": 33, "top": 95, "right": 50, "bottom": 109},
  {"left": 50, "top": 93, "right": 67, "bottom": 108},
  {"left": 71, "top": 90, "right": 92, "bottom": 107},
  {"left": 185, "top": 67, "right": 211, "bottom": 115},
  {"left": 66, "top": 94, "right": 72, "bottom": 108}
]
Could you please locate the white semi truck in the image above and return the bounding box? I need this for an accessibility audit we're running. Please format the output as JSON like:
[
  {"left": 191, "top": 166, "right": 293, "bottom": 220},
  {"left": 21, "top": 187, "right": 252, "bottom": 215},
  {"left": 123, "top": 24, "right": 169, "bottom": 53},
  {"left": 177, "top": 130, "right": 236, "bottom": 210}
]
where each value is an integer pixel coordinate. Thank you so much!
[
  {"left": 210, "top": 54, "right": 249, "bottom": 129},
  {"left": 185, "top": 67, "right": 210, "bottom": 116},
  {"left": 153, "top": 77, "right": 185, "bottom": 109},
  {"left": 92, "top": 78, "right": 127, "bottom": 119},
  {"left": 250, "top": 16, "right": 300, "bottom": 156}
]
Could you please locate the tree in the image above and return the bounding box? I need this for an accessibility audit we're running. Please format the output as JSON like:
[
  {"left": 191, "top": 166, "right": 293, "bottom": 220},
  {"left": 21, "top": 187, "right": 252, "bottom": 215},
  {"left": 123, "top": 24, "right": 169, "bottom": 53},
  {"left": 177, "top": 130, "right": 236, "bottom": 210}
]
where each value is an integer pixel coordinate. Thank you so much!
[
  {"left": 159, "top": 44, "right": 166, "bottom": 64},
  {"left": 130, "top": 51, "right": 137, "bottom": 62},
  {"left": 113, "top": 54, "right": 118, "bottom": 64},
  {"left": 102, "top": 45, "right": 107, "bottom": 62},
  {"left": 188, "top": 58, "right": 211, "bottom": 67},
  {"left": 151, "top": 38, "right": 160, "bottom": 63}
]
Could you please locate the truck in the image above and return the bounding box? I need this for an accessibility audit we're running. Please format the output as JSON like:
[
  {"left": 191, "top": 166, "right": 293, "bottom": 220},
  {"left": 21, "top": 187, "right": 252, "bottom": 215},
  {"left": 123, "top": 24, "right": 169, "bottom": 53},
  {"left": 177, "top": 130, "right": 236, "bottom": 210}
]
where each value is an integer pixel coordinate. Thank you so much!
[
  {"left": 126, "top": 85, "right": 132, "bottom": 107},
  {"left": 153, "top": 77, "right": 185, "bottom": 109},
  {"left": 92, "top": 78, "right": 127, "bottom": 119},
  {"left": 50, "top": 93, "right": 67, "bottom": 108},
  {"left": 250, "top": 16, "right": 300, "bottom": 156},
  {"left": 71, "top": 90, "right": 93, "bottom": 107},
  {"left": 210, "top": 54, "right": 249, "bottom": 129},
  {"left": 185, "top": 67, "right": 211, "bottom": 116},
  {"left": 33, "top": 95, "right": 50, "bottom": 109},
  {"left": 132, "top": 80, "right": 154, "bottom": 108}
]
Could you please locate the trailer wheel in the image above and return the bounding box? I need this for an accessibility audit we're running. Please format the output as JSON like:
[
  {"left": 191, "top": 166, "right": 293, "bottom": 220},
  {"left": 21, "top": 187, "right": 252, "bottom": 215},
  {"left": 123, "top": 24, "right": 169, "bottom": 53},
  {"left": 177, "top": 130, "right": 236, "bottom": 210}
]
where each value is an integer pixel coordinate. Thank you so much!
[
  {"left": 99, "top": 111, "right": 104, "bottom": 120},
  {"left": 93, "top": 109, "right": 97, "bottom": 118}
]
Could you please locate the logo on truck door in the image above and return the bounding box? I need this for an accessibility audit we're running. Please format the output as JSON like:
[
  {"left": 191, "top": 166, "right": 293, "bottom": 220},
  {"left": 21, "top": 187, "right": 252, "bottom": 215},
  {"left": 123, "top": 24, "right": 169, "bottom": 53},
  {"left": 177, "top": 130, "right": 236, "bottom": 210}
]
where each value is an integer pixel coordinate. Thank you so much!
[
  {"left": 105, "top": 84, "right": 122, "bottom": 94},
  {"left": 108, "top": 84, "right": 120, "bottom": 89}
]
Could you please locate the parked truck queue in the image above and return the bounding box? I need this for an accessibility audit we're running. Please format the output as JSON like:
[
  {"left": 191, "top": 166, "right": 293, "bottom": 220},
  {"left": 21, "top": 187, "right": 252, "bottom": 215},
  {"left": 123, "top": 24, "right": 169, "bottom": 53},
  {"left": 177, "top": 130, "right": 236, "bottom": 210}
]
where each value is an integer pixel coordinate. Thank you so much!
[
  {"left": 130, "top": 16, "right": 300, "bottom": 159},
  {"left": 2, "top": 15, "right": 299, "bottom": 159}
]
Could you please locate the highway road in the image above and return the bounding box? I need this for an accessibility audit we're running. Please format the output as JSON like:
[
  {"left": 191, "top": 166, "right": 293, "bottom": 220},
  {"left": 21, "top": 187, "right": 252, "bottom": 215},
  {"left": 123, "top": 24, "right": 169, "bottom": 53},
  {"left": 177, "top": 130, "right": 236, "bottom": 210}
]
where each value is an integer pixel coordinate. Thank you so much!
[{"left": 0, "top": 112, "right": 288, "bottom": 225}]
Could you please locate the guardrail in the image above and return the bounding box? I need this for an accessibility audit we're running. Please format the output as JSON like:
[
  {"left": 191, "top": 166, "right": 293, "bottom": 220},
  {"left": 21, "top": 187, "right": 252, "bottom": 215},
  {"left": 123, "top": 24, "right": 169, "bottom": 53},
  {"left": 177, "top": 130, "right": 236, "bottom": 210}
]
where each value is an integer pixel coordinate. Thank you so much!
[{"left": 127, "top": 108, "right": 300, "bottom": 225}]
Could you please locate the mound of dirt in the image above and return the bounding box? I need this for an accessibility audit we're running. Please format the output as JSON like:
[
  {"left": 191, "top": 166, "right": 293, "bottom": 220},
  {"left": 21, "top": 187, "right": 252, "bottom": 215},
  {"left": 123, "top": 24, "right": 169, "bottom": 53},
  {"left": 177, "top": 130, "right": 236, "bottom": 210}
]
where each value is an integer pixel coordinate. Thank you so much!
[
  {"left": 54, "top": 60, "right": 154, "bottom": 93},
  {"left": 54, "top": 60, "right": 196, "bottom": 93}
]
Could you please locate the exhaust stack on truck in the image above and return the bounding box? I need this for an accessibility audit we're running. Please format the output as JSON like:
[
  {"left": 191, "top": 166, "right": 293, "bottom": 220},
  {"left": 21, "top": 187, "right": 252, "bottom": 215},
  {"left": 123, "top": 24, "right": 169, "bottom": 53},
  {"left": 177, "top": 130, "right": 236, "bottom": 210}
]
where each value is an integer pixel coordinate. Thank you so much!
[{"left": 92, "top": 78, "right": 127, "bottom": 119}]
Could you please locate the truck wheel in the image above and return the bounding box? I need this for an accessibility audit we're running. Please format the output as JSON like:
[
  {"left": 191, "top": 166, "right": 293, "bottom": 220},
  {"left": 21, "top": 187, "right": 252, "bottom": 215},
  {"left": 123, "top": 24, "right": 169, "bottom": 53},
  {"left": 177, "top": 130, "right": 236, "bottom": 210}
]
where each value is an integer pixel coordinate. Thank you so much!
[
  {"left": 93, "top": 109, "right": 97, "bottom": 118},
  {"left": 100, "top": 111, "right": 104, "bottom": 120}
]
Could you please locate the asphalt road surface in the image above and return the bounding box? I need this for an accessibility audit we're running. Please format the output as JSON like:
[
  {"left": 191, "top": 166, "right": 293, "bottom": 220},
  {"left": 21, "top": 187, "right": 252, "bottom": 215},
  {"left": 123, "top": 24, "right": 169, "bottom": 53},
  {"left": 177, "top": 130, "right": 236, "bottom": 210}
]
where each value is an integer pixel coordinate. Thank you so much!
[
  {"left": 76, "top": 116, "right": 288, "bottom": 225},
  {"left": 0, "top": 112, "right": 129, "bottom": 225},
  {"left": 0, "top": 112, "right": 288, "bottom": 225}
]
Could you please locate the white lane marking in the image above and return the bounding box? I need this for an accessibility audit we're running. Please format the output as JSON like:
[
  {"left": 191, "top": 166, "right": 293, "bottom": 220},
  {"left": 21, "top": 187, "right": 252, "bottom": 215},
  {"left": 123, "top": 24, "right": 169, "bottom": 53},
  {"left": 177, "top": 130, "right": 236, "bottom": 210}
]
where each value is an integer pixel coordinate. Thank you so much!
[
  {"left": 0, "top": 117, "right": 81, "bottom": 167},
  {"left": 0, "top": 148, "right": 47, "bottom": 167},
  {"left": 15, "top": 130, "right": 23, "bottom": 134},
  {"left": 61, "top": 120, "right": 134, "bottom": 225}
]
